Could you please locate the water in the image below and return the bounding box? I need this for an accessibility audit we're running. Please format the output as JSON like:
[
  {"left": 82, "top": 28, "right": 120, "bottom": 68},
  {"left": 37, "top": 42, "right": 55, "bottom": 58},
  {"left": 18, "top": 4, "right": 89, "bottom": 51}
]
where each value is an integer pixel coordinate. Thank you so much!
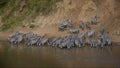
[{"left": 0, "top": 41, "right": 120, "bottom": 68}]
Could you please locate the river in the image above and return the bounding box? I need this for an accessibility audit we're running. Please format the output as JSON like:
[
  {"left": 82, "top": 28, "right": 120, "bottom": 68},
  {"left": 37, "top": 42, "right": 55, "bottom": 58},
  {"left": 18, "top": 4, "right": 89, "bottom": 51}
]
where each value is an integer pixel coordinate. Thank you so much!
[{"left": 0, "top": 41, "right": 120, "bottom": 68}]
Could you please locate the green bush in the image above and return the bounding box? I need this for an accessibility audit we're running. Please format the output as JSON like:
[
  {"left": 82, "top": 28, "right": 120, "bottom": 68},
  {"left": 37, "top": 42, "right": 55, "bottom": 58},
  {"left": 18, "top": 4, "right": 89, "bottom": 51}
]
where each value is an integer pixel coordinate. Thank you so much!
[
  {"left": 29, "top": 23, "right": 36, "bottom": 29},
  {"left": 0, "top": 0, "right": 8, "bottom": 9},
  {"left": 0, "top": 0, "right": 62, "bottom": 31}
]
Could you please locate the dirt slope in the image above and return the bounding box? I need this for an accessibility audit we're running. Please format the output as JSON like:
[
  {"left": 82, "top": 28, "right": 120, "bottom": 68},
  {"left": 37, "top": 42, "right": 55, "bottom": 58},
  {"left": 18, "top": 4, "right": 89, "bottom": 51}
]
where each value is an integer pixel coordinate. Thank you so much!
[{"left": 0, "top": 0, "right": 120, "bottom": 42}]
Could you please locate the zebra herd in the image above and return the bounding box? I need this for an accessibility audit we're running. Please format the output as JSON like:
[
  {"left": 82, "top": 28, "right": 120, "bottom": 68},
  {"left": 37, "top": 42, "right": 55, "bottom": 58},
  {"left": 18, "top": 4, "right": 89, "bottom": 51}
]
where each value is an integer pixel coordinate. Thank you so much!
[{"left": 7, "top": 16, "right": 112, "bottom": 48}]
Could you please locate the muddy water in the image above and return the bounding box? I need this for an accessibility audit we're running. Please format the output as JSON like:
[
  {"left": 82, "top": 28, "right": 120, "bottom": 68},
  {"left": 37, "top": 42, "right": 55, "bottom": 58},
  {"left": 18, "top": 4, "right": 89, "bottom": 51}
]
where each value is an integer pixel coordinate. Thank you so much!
[{"left": 0, "top": 41, "right": 120, "bottom": 68}]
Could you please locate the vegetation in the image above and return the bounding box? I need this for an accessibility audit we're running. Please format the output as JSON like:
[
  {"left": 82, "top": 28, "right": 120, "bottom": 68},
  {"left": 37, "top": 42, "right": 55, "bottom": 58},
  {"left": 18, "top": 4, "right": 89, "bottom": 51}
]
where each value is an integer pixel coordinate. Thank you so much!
[
  {"left": 29, "top": 23, "right": 36, "bottom": 29},
  {"left": 0, "top": 0, "right": 62, "bottom": 31},
  {"left": 0, "top": 0, "right": 8, "bottom": 9}
]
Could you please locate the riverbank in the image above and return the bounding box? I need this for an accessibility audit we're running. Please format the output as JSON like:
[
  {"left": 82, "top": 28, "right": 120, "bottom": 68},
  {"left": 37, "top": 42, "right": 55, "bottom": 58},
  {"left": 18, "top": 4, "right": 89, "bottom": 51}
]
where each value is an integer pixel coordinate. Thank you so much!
[{"left": 0, "top": 24, "right": 120, "bottom": 43}]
